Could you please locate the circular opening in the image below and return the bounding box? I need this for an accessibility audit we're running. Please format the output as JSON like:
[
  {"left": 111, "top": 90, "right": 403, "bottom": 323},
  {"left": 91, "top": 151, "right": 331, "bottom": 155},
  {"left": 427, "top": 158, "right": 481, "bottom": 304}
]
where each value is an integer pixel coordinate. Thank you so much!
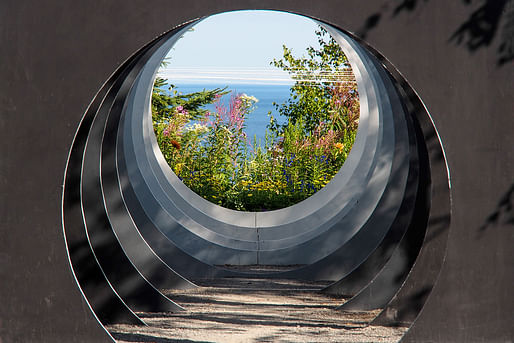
[
  {"left": 152, "top": 11, "right": 359, "bottom": 211},
  {"left": 126, "top": 14, "right": 389, "bottom": 265},
  {"left": 61, "top": 8, "right": 450, "bottom": 341}
]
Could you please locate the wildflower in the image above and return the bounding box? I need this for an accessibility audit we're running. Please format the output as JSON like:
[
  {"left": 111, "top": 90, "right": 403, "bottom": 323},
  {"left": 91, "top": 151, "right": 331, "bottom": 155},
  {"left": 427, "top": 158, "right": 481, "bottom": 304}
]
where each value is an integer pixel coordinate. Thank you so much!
[
  {"left": 163, "top": 128, "right": 170, "bottom": 137},
  {"left": 185, "top": 123, "right": 209, "bottom": 134},
  {"left": 175, "top": 163, "right": 185, "bottom": 174},
  {"left": 240, "top": 94, "right": 259, "bottom": 103},
  {"left": 170, "top": 139, "right": 181, "bottom": 150},
  {"left": 334, "top": 142, "right": 345, "bottom": 152},
  {"left": 176, "top": 105, "right": 184, "bottom": 112},
  {"left": 193, "top": 123, "right": 209, "bottom": 133}
]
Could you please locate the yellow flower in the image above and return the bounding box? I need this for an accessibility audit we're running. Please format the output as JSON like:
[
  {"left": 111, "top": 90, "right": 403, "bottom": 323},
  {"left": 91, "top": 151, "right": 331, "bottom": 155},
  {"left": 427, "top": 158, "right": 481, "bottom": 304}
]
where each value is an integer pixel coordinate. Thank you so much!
[
  {"left": 174, "top": 163, "right": 185, "bottom": 174},
  {"left": 334, "top": 142, "right": 345, "bottom": 152}
]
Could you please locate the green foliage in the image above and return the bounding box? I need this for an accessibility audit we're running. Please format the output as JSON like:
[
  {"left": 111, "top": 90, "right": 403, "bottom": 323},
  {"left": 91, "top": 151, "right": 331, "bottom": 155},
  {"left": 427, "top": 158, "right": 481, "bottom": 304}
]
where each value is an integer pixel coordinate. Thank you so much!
[
  {"left": 270, "top": 26, "right": 358, "bottom": 134},
  {"left": 152, "top": 25, "right": 359, "bottom": 212},
  {"left": 152, "top": 77, "right": 228, "bottom": 123}
]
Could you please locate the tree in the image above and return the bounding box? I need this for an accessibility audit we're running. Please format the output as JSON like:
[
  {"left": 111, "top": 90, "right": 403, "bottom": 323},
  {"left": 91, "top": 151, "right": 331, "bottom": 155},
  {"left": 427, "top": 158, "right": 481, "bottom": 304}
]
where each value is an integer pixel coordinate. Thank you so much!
[
  {"left": 269, "top": 26, "right": 359, "bottom": 134},
  {"left": 151, "top": 76, "right": 227, "bottom": 124}
]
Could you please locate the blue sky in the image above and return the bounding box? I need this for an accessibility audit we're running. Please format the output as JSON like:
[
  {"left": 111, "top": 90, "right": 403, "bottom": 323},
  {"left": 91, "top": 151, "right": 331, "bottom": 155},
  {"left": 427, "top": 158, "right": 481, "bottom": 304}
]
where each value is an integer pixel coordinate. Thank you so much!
[{"left": 158, "top": 10, "right": 321, "bottom": 85}]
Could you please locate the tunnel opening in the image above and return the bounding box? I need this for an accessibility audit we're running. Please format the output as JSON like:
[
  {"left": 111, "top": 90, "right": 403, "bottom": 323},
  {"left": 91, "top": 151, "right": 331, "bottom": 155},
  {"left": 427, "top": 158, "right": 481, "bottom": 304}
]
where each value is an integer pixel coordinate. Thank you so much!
[{"left": 62, "top": 9, "right": 450, "bottom": 342}]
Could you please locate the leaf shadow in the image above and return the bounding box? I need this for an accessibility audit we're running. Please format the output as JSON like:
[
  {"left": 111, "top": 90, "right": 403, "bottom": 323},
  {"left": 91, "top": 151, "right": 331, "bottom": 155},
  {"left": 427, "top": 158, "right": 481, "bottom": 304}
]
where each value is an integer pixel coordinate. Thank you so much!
[
  {"left": 478, "top": 183, "right": 514, "bottom": 236},
  {"left": 355, "top": 0, "right": 514, "bottom": 66}
]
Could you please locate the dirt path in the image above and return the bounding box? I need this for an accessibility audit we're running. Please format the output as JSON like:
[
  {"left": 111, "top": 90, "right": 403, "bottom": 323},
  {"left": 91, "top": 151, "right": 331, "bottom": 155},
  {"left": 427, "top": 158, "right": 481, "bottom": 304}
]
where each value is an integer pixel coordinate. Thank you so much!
[{"left": 107, "top": 278, "right": 407, "bottom": 342}]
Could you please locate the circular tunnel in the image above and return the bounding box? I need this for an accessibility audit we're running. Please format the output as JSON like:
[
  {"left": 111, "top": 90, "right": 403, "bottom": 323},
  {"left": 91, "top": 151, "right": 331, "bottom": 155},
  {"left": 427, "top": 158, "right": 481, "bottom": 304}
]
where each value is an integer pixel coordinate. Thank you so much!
[{"left": 62, "top": 13, "right": 451, "bottom": 330}]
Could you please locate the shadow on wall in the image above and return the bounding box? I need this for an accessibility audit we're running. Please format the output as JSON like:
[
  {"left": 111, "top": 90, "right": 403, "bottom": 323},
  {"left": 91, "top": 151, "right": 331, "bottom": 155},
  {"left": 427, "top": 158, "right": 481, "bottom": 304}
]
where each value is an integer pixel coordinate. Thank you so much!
[
  {"left": 356, "top": 0, "right": 514, "bottom": 66},
  {"left": 478, "top": 183, "right": 514, "bottom": 236},
  {"left": 385, "top": 286, "right": 432, "bottom": 327}
]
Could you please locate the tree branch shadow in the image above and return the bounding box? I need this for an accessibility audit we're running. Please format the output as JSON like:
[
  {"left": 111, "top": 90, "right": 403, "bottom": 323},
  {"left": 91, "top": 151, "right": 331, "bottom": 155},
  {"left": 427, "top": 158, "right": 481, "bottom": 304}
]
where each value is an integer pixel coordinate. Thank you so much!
[
  {"left": 449, "top": 0, "right": 508, "bottom": 53},
  {"left": 355, "top": 0, "right": 514, "bottom": 66},
  {"left": 478, "top": 183, "right": 514, "bottom": 236}
]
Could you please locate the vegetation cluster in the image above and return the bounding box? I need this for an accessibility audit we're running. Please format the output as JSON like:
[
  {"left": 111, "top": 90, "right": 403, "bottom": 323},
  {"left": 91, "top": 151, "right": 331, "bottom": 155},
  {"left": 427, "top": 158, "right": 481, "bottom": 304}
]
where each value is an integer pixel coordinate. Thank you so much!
[{"left": 152, "top": 27, "right": 359, "bottom": 211}]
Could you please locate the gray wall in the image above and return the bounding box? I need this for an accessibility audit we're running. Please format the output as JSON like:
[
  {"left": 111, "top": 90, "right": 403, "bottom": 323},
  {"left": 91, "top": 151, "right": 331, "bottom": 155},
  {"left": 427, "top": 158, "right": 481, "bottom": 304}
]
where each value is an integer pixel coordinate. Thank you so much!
[{"left": 1, "top": 1, "right": 513, "bottom": 342}]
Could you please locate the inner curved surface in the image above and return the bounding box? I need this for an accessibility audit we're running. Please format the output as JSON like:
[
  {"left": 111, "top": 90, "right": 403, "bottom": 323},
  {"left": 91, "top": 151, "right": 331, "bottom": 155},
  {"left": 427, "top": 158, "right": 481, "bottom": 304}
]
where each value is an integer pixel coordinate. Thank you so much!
[
  {"left": 62, "top": 62, "right": 146, "bottom": 326},
  {"left": 117, "top": 21, "right": 414, "bottom": 267},
  {"left": 134, "top": 21, "right": 377, "bottom": 232},
  {"left": 79, "top": 32, "right": 188, "bottom": 314},
  {"left": 61, "top": 30, "right": 192, "bottom": 325},
  {"left": 62, "top": 11, "right": 450, "bottom": 333},
  {"left": 257, "top": 38, "right": 411, "bottom": 265}
]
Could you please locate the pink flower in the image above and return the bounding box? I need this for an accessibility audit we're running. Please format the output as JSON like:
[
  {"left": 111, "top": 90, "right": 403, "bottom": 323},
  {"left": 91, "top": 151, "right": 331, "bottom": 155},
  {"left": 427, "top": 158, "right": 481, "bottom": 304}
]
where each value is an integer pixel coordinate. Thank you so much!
[
  {"left": 176, "top": 105, "right": 184, "bottom": 112},
  {"left": 163, "top": 128, "right": 170, "bottom": 137}
]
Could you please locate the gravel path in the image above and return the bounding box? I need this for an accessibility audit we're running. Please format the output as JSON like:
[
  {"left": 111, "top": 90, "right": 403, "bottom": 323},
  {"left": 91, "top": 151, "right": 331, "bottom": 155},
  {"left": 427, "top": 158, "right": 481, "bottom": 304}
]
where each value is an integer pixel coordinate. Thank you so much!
[{"left": 107, "top": 278, "right": 407, "bottom": 342}]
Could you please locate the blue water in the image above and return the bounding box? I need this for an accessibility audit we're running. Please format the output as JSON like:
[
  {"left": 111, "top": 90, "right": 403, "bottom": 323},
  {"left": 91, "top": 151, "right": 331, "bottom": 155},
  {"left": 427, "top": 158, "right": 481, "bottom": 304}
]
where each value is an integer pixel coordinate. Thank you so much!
[{"left": 169, "top": 83, "right": 292, "bottom": 144}]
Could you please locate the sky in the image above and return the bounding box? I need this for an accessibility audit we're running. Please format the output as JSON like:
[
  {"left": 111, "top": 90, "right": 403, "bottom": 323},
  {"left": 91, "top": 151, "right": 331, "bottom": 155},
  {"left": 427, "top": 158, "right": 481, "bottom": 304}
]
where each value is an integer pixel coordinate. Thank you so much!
[{"left": 158, "top": 10, "right": 322, "bottom": 85}]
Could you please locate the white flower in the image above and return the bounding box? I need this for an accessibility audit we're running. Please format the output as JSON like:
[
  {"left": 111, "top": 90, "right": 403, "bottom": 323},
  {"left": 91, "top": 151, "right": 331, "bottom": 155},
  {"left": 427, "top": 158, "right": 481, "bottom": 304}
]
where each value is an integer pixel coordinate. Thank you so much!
[
  {"left": 240, "top": 94, "right": 259, "bottom": 103},
  {"left": 192, "top": 123, "right": 208, "bottom": 133},
  {"left": 184, "top": 123, "right": 209, "bottom": 134}
]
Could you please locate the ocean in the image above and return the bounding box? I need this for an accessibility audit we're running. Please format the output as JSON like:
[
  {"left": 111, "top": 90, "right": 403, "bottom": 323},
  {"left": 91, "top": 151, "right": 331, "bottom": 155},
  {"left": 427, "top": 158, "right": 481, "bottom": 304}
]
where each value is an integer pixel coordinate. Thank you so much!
[{"left": 168, "top": 83, "right": 292, "bottom": 144}]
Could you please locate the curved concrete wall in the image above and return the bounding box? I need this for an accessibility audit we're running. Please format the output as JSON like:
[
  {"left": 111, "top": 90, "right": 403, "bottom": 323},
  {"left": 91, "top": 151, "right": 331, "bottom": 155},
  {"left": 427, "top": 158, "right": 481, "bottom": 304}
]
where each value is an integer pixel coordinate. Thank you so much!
[
  {"left": 57, "top": 17, "right": 447, "bottom": 338},
  {"left": 118, "top": 23, "right": 414, "bottom": 269}
]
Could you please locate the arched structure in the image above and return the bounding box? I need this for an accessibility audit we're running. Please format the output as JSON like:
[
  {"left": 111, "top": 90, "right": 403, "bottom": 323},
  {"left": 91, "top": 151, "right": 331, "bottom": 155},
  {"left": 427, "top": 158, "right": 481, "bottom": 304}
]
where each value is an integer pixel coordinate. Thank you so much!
[{"left": 1, "top": 2, "right": 512, "bottom": 342}]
